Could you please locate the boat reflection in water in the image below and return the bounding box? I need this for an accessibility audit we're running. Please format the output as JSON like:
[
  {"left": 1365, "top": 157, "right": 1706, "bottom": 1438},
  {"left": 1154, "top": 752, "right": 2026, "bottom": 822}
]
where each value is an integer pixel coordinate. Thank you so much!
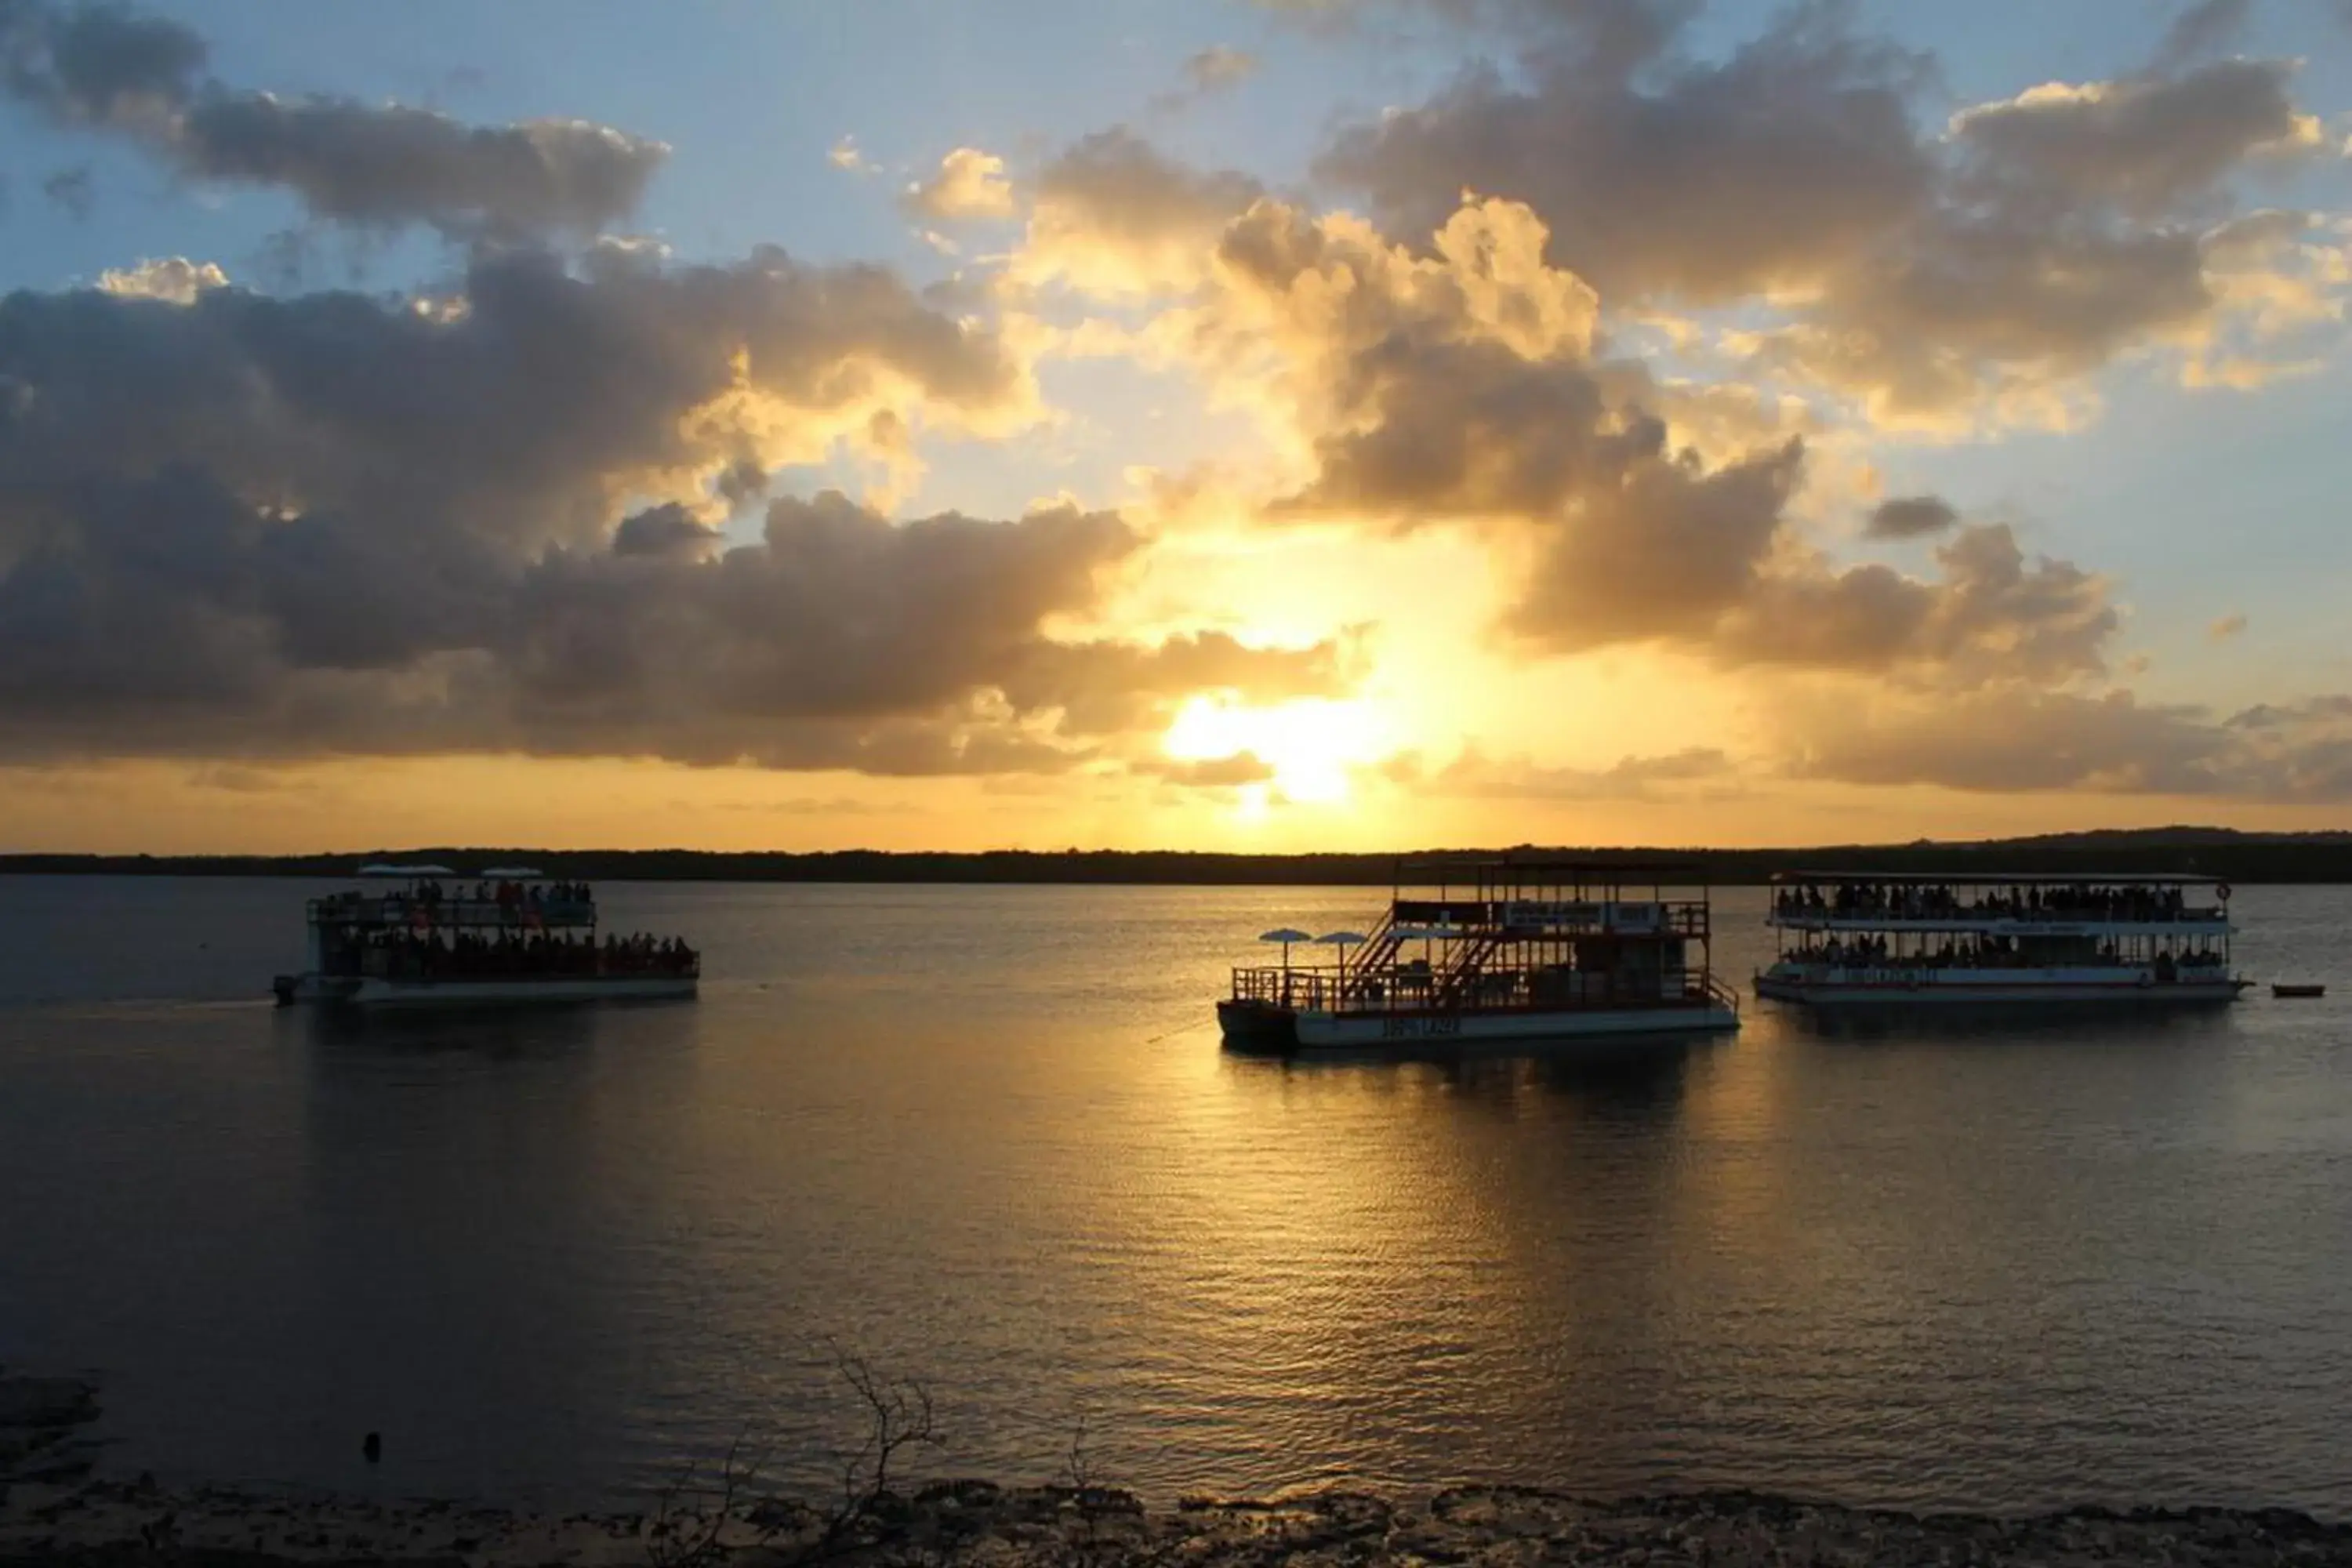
[{"left": 1218, "top": 858, "right": 1741, "bottom": 1054}]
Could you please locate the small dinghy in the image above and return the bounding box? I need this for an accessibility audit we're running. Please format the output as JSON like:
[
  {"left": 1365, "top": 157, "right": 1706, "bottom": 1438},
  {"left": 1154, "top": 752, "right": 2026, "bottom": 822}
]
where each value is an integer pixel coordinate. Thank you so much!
[{"left": 2272, "top": 983, "right": 2326, "bottom": 999}]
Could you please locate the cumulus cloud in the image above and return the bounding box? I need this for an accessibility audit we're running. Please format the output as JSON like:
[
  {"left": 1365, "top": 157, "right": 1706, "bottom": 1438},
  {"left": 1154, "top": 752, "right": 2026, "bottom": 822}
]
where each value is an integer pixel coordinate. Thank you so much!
[
  {"left": 610, "top": 502, "right": 725, "bottom": 559},
  {"left": 0, "top": 0, "right": 667, "bottom": 239},
  {"left": 0, "top": 474, "right": 1344, "bottom": 769},
  {"left": 0, "top": 245, "right": 1348, "bottom": 771},
  {"left": 1014, "top": 127, "right": 1265, "bottom": 294},
  {"left": 0, "top": 245, "right": 1036, "bottom": 569},
  {"left": 1315, "top": 2, "right": 1936, "bottom": 305},
  {"left": 902, "top": 147, "right": 1015, "bottom": 221},
  {"left": 1310, "top": 0, "right": 2342, "bottom": 427},
  {"left": 94, "top": 255, "right": 227, "bottom": 303},
  {"left": 1709, "top": 524, "right": 2118, "bottom": 683},
  {"left": 1951, "top": 60, "right": 2322, "bottom": 220},
  {"left": 1118, "top": 188, "right": 2124, "bottom": 682}
]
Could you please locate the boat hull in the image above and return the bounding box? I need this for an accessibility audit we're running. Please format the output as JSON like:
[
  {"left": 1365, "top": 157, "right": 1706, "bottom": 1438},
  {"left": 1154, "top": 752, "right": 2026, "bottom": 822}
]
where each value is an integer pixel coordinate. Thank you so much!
[
  {"left": 1754, "top": 973, "right": 2245, "bottom": 1006},
  {"left": 277, "top": 973, "right": 696, "bottom": 1009},
  {"left": 1218, "top": 998, "right": 1737, "bottom": 1052}
]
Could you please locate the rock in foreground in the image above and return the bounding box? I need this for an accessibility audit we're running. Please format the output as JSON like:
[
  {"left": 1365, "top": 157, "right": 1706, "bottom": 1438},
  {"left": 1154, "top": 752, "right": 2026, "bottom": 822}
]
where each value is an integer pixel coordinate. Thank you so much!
[{"left": 5, "top": 1478, "right": 2352, "bottom": 1568}]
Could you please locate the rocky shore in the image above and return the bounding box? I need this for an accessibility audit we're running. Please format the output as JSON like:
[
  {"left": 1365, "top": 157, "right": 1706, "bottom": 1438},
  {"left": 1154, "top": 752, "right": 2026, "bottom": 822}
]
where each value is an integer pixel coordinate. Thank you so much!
[{"left": 9, "top": 1372, "right": 2352, "bottom": 1566}]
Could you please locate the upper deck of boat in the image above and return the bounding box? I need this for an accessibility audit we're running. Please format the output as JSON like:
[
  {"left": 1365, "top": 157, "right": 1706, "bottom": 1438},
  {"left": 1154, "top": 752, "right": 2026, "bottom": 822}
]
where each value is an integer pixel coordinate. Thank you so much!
[
  {"left": 307, "top": 866, "right": 597, "bottom": 932},
  {"left": 1384, "top": 858, "right": 1719, "bottom": 939},
  {"left": 1768, "top": 872, "right": 2230, "bottom": 934}
]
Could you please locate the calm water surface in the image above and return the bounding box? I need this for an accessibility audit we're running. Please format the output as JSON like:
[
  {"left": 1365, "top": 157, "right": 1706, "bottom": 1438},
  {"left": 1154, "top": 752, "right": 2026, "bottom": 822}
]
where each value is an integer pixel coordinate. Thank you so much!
[{"left": 1, "top": 877, "right": 2348, "bottom": 1515}]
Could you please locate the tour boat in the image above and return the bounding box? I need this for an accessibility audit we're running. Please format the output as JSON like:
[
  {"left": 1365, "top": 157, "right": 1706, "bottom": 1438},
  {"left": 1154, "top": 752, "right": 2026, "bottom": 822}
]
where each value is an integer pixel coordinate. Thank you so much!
[
  {"left": 272, "top": 864, "right": 699, "bottom": 1009},
  {"left": 1755, "top": 872, "right": 2251, "bottom": 1007},
  {"left": 1217, "top": 860, "right": 1741, "bottom": 1053}
]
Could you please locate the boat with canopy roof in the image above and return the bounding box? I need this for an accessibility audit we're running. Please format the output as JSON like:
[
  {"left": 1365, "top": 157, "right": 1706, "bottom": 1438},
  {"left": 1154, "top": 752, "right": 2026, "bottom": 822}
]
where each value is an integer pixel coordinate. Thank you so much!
[
  {"left": 1217, "top": 859, "right": 1741, "bottom": 1052},
  {"left": 271, "top": 864, "right": 699, "bottom": 1009},
  {"left": 1754, "top": 871, "right": 2251, "bottom": 1006}
]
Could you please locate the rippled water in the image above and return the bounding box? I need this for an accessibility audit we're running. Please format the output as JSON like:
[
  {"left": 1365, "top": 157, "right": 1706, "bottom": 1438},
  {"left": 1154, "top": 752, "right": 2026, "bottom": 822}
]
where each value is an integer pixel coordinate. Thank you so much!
[{"left": 2, "top": 877, "right": 2348, "bottom": 1516}]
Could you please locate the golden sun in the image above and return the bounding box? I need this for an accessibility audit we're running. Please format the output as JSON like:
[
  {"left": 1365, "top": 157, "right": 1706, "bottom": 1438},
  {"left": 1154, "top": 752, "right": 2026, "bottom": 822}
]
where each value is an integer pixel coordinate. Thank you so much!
[{"left": 1160, "top": 697, "right": 1390, "bottom": 808}]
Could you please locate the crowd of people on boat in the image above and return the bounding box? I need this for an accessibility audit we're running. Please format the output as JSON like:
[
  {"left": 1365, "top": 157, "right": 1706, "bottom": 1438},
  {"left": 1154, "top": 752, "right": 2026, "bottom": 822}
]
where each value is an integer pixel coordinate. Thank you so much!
[
  {"left": 390, "top": 879, "right": 593, "bottom": 914},
  {"left": 355, "top": 928, "right": 698, "bottom": 981},
  {"left": 1777, "top": 881, "right": 2204, "bottom": 923},
  {"left": 1787, "top": 935, "right": 2227, "bottom": 974}
]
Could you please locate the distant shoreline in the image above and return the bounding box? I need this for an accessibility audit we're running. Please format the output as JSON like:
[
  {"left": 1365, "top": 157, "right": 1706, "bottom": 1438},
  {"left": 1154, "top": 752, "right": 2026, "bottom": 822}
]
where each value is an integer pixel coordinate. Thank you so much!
[{"left": 4, "top": 828, "right": 2351, "bottom": 885}]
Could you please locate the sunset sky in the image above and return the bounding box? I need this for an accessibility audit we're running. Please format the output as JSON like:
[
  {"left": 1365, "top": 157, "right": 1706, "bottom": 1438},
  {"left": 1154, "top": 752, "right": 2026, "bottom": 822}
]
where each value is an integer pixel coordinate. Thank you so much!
[{"left": 2, "top": 0, "right": 2349, "bottom": 853}]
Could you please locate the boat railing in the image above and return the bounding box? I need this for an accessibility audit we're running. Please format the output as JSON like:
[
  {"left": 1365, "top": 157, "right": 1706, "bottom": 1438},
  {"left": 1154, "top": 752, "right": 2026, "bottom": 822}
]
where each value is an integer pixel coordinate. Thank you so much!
[
  {"left": 1769, "top": 901, "right": 2227, "bottom": 928},
  {"left": 1232, "top": 963, "right": 1728, "bottom": 1014},
  {"left": 1230, "top": 964, "right": 1348, "bottom": 1011},
  {"left": 1391, "top": 897, "right": 1711, "bottom": 938},
  {"left": 1703, "top": 973, "right": 1742, "bottom": 1014},
  {"left": 309, "top": 895, "right": 597, "bottom": 929}
]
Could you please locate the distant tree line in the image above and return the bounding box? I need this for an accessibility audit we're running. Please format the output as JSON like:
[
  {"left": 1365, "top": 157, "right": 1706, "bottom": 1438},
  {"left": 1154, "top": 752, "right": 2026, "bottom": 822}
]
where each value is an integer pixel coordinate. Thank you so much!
[{"left": 5, "top": 829, "right": 2351, "bottom": 884}]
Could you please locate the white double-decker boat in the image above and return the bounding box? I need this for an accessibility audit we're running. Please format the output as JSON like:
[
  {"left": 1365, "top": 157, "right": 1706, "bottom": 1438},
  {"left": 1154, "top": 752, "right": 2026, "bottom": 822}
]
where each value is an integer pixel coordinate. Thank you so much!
[
  {"left": 1754, "top": 872, "right": 2251, "bottom": 1007},
  {"left": 273, "top": 864, "right": 699, "bottom": 1010},
  {"left": 1218, "top": 859, "right": 1742, "bottom": 1053}
]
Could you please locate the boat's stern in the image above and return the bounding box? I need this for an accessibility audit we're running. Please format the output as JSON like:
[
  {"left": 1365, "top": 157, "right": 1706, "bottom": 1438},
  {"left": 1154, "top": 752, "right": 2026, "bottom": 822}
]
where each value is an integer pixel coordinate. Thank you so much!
[{"left": 1216, "top": 997, "right": 1300, "bottom": 1052}]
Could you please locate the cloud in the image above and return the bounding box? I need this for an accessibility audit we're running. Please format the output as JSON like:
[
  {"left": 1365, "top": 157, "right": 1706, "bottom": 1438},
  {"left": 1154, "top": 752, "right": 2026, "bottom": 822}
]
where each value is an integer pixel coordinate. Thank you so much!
[
  {"left": 94, "top": 255, "right": 227, "bottom": 303},
  {"left": 0, "top": 471, "right": 1343, "bottom": 771},
  {"left": 1315, "top": 2, "right": 1936, "bottom": 306},
  {"left": 0, "top": 0, "right": 667, "bottom": 239},
  {"left": 0, "top": 244, "right": 1037, "bottom": 573},
  {"left": 1136, "top": 750, "right": 1277, "bottom": 787},
  {"left": 2209, "top": 611, "right": 2249, "bottom": 641},
  {"left": 1153, "top": 45, "right": 1261, "bottom": 110},
  {"left": 902, "top": 147, "right": 1015, "bottom": 221},
  {"left": 1781, "top": 686, "right": 2352, "bottom": 801},
  {"left": 1182, "top": 45, "right": 1258, "bottom": 93},
  {"left": 1864, "top": 495, "right": 1960, "bottom": 539},
  {"left": 1014, "top": 127, "right": 1265, "bottom": 294},
  {"left": 610, "top": 502, "right": 724, "bottom": 559},
  {"left": 0, "top": 236, "right": 1348, "bottom": 771},
  {"left": 1130, "top": 187, "right": 2120, "bottom": 682},
  {"left": 828, "top": 136, "right": 869, "bottom": 172},
  {"left": 1951, "top": 60, "right": 2322, "bottom": 220},
  {"left": 1309, "top": 2, "right": 2343, "bottom": 427},
  {"left": 39, "top": 162, "right": 91, "bottom": 218},
  {"left": 1708, "top": 524, "right": 2117, "bottom": 684},
  {"left": 2151, "top": 0, "right": 2252, "bottom": 73},
  {"left": 1417, "top": 744, "right": 1739, "bottom": 802}
]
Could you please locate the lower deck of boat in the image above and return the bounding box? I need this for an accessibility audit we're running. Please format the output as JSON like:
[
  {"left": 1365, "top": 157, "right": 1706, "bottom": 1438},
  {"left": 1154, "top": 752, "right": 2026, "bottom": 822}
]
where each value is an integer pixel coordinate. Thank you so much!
[
  {"left": 275, "top": 972, "right": 698, "bottom": 1009},
  {"left": 1753, "top": 975, "right": 2245, "bottom": 1006},
  {"left": 1218, "top": 997, "right": 1738, "bottom": 1052}
]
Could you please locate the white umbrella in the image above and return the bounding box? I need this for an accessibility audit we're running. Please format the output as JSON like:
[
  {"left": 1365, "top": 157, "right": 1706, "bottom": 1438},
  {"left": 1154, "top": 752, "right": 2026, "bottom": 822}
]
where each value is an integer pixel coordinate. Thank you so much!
[
  {"left": 1315, "top": 930, "right": 1368, "bottom": 976},
  {"left": 1259, "top": 927, "right": 1313, "bottom": 966}
]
